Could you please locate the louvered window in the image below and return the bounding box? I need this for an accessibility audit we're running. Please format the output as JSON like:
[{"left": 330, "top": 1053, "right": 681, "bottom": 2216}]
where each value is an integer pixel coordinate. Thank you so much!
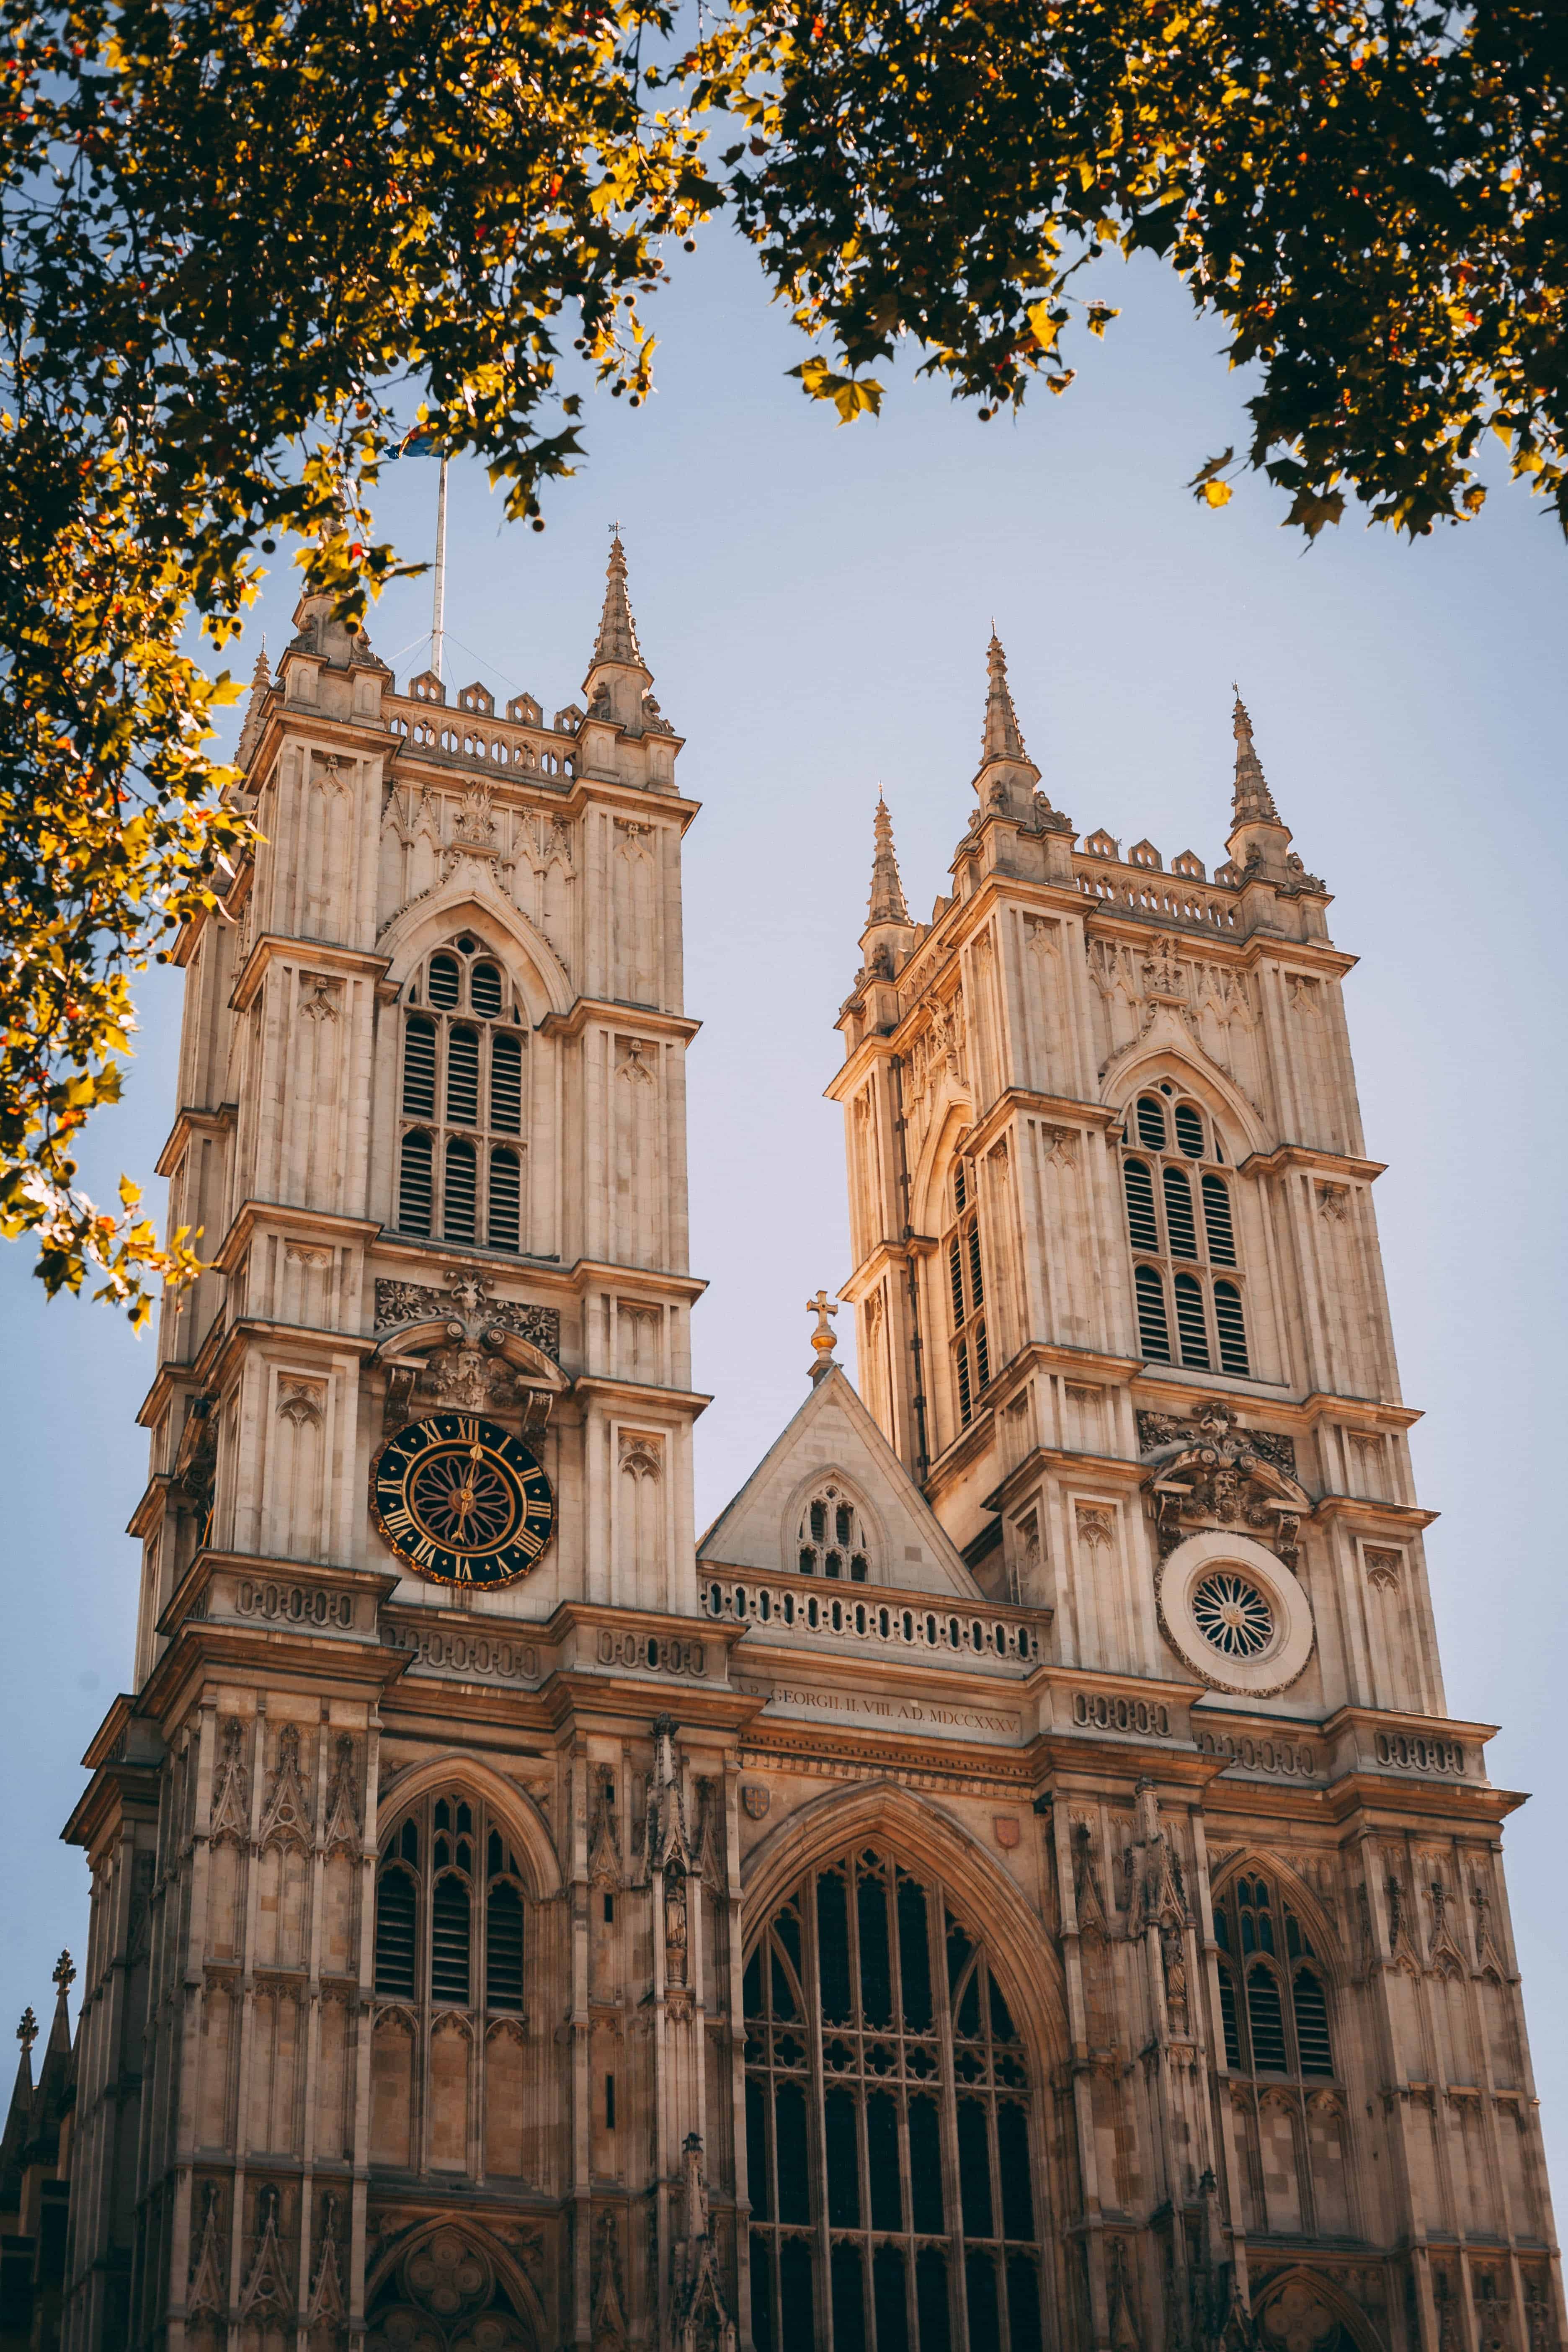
[
  {"left": 486, "top": 1882, "right": 526, "bottom": 2010},
  {"left": 397, "top": 941, "right": 530, "bottom": 1249},
  {"left": 489, "top": 1148, "right": 521, "bottom": 1252},
  {"left": 374, "top": 1867, "right": 418, "bottom": 1997},
  {"left": 398, "top": 1130, "right": 433, "bottom": 1236},
  {"left": 1135, "top": 1266, "right": 1171, "bottom": 1362},
  {"left": 402, "top": 1016, "right": 437, "bottom": 1118},
  {"left": 446, "top": 1025, "right": 480, "bottom": 1125},
  {"left": 944, "top": 1165, "right": 991, "bottom": 1436},
  {"left": 1214, "top": 1870, "right": 1337, "bottom": 2085},
  {"left": 746, "top": 1848, "right": 1046, "bottom": 2352},
  {"left": 1120, "top": 1086, "right": 1251, "bottom": 1377},
  {"left": 374, "top": 1793, "right": 529, "bottom": 2040},
  {"left": 1246, "top": 1966, "right": 1287, "bottom": 2071},
  {"left": 1202, "top": 1174, "right": 1236, "bottom": 1263},
  {"left": 444, "top": 1137, "right": 477, "bottom": 1242},
  {"left": 1292, "top": 1970, "right": 1333, "bottom": 2074}
]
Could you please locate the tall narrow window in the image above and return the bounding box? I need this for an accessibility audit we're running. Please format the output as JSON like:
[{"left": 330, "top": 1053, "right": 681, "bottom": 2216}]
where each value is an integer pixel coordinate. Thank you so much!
[
  {"left": 427, "top": 952, "right": 461, "bottom": 1008},
  {"left": 398, "top": 1130, "right": 433, "bottom": 1236},
  {"left": 1246, "top": 1965, "right": 1287, "bottom": 2071},
  {"left": 745, "top": 1849, "right": 1045, "bottom": 2352},
  {"left": 446, "top": 1025, "right": 480, "bottom": 1125},
  {"left": 1121, "top": 1088, "right": 1251, "bottom": 1377},
  {"left": 490, "top": 1032, "right": 523, "bottom": 1132},
  {"left": 1292, "top": 1971, "right": 1334, "bottom": 2074},
  {"left": 1173, "top": 1272, "right": 1210, "bottom": 1369},
  {"left": 402, "top": 1015, "right": 437, "bottom": 1118},
  {"left": 374, "top": 1867, "right": 418, "bottom": 1997},
  {"left": 944, "top": 1164, "right": 990, "bottom": 1432},
  {"left": 486, "top": 1880, "right": 525, "bottom": 2010},
  {"left": 1215, "top": 1282, "right": 1250, "bottom": 1375},
  {"left": 796, "top": 1484, "right": 874, "bottom": 1581},
  {"left": 444, "top": 1137, "right": 477, "bottom": 1242},
  {"left": 488, "top": 1148, "right": 521, "bottom": 1252},
  {"left": 431, "top": 1874, "right": 471, "bottom": 2004},
  {"left": 469, "top": 960, "right": 503, "bottom": 1018},
  {"left": 1135, "top": 1266, "right": 1171, "bottom": 1362},
  {"left": 1202, "top": 1175, "right": 1237, "bottom": 1264}
]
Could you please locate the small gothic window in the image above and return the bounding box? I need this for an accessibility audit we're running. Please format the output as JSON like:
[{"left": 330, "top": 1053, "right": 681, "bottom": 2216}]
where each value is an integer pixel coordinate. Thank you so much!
[
  {"left": 444, "top": 1137, "right": 477, "bottom": 1243},
  {"left": 490, "top": 1032, "right": 523, "bottom": 1132},
  {"left": 470, "top": 960, "right": 503, "bottom": 1018},
  {"left": 486, "top": 1881, "right": 525, "bottom": 2010},
  {"left": 1202, "top": 1175, "right": 1237, "bottom": 1264},
  {"left": 447, "top": 1025, "right": 480, "bottom": 1125},
  {"left": 1215, "top": 1281, "right": 1250, "bottom": 1375},
  {"left": 402, "top": 1015, "right": 437, "bottom": 1118},
  {"left": 797, "top": 1483, "right": 872, "bottom": 1581},
  {"left": 1135, "top": 1265, "right": 1171, "bottom": 1361},
  {"left": 1174, "top": 1101, "right": 1205, "bottom": 1157},
  {"left": 944, "top": 1163, "right": 990, "bottom": 1431},
  {"left": 428, "top": 952, "right": 461, "bottom": 1009},
  {"left": 1136, "top": 1095, "right": 1167, "bottom": 1149},
  {"left": 1124, "top": 1159, "right": 1158, "bottom": 1252}
]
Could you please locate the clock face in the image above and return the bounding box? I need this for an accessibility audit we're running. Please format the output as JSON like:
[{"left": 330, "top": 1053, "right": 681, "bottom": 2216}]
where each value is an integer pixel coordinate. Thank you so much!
[{"left": 370, "top": 1412, "right": 555, "bottom": 1587}]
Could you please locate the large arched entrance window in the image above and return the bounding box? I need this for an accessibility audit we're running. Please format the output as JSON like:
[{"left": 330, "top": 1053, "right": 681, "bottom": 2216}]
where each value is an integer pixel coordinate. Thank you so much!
[{"left": 744, "top": 1846, "right": 1047, "bottom": 2352}]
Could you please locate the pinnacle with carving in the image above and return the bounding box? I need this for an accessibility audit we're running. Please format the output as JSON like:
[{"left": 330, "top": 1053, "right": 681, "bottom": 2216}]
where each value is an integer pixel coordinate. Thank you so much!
[
  {"left": 1231, "top": 689, "right": 1280, "bottom": 827},
  {"left": 867, "top": 793, "right": 910, "bottom": 927},
  {"left": 592, "top": 529, "right": 645, "bottom": 671},
  {"left": 981, "top": 631, "right": 1027, "bottom": 765}
]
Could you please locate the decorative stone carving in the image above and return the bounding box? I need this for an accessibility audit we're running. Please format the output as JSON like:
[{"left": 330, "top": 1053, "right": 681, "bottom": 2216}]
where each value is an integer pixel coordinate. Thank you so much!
[
  {"left": 1364, "top": 1546, "right": 1402, "bottom": 1591},
  {"left": 186, "top": 2183, "right": 227, "bottom": 2322},
  {"left": 673, "top": 2133, "right": 736, "bottom": 2352},
  {"left": 374, "top": 1276, "right": 560, "bottom": 1362},
  {"left": 238, "top": 2183, "right": 291, "bottom": 2320},
  {"left": 277, "top": 1377, "right": 325, "bottom": 1428},
  {"left": 1075, "top": 1506, "right": 1113, "bottom": 1549},
  {"left": 741, "top": 1784, "right": 770, "bottom": 1821},
  {"left": 307, "top": 2192, "right": 347, "bottom": 2325},
  {"left": 298, "top": 971, "right": 342, "bottom": 1022},
  {"left": 258, "top": 1723, "right": 312, "bottom": 1851},
  {"left": 322, "top": 1734, "right": 361, "bottom": 1854},
  {"left": 1138, "top": 1401, "right": 1310, "bottom": 1568},
  {"left": 588, "top": 1765, "right": 622, "bottom": 1889},
  {"left": 208, "top": 1718, "right": 250, "bottom": 1846},
  {"left": 619, "top": 1431, "right": 663, "bottom": 1480}
]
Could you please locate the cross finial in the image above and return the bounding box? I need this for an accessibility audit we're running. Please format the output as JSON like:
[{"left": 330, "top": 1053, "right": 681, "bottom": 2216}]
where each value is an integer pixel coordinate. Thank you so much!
[
  {"left": 52, "top": 1951, "right": 75, "bottom": 1997},
  {"left": 16, "top": 2008, "right": 37, "bottom": 2055},
  {"left": 807, "top": 1290, "right": 839, "bottom": 1383}
]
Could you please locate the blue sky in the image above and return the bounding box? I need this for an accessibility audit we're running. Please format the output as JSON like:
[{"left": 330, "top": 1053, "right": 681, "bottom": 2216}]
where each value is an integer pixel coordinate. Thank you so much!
[{"left": 5, "top": 224, "right": 1567, "bottom": 2194}]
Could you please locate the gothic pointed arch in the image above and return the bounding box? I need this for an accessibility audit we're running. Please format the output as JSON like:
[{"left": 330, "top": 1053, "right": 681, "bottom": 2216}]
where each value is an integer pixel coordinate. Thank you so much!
[
  {"left": 377, "top": 1758, "right": 561, "bottom": 1901},
  {"left": 909, "top": 1095, "right": 975, "bottom": 1242},
  {"left": 381, "top": 875, "right": 573, "bottom": 1019},
  {"left": 1206, "top": 1848, "right": 1346, "bottom": 1974},
  {"left": 365, "top": 2217, "right": 545, "bottom": 2352},
  {"left": 1101, "top": 1024, "right": 1270, "bottom": 1159},
  {"left": 1252, "top": 2264, "right": 1387, "bottom": 2352},
  {"left": 779, "top": 1460, "right": 885, "bottom": 1585},
  {"left": 741, "top": 1777, "right": 1067, "bottom": 2075}
]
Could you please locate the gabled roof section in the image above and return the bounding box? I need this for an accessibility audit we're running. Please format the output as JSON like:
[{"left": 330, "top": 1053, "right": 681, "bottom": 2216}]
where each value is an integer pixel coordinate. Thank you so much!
[{"left": 698, "top": 1364, "right": 979, "bottom": 1598}]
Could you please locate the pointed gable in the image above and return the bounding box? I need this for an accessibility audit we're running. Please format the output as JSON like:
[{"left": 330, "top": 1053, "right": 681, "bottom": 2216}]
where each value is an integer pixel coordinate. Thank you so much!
[{"left": 698, "top": 1365, "right": 978, "bottom": 1598}]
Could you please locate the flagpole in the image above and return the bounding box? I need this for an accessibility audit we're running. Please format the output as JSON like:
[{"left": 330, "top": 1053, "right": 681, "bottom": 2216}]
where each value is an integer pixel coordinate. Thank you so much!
[{"left": 431, "top": 455, "right": 449, "bottom": 683}]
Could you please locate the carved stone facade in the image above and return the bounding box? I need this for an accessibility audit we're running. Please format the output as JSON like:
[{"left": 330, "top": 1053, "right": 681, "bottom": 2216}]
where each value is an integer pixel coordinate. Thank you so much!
[{"left": 39, "top": 614, "right": 1561, "bottom": 2352}]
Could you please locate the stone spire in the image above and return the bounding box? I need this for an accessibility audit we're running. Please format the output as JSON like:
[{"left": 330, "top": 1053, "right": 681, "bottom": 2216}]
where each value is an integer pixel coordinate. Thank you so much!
[
  {"left": 592, "top": 531, "right": 646, "bottom": 674},
  {"left": 981, "top": 629, "right": 1027, "bottom": 765},
  {"left": 1224, "top": 687, "right": 1294, "bottom": 877},
  {"left": 971, "top": 629, "right": 1041, "bottom": 824},
  {"left": 235, "top": 641, "right": 271, "bottom": 772},
  {"left": 1230, "top": 690, "right": 1279, "bottom": 826},
  {"left": 867, "top": 794, "right": 910, "bottom": 927}
]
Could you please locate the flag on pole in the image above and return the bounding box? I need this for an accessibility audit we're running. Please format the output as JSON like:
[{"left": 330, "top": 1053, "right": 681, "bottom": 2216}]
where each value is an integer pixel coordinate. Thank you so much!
[{"left": 389, "top": 422, "right": 442, "bottom": 459}]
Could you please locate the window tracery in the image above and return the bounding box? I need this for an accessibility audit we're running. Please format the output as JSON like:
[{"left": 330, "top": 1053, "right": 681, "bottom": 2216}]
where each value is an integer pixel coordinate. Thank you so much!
[
  {"left": 373, "top": 1792, "right": 528, "bottom": 2018},
  {"left": 745, "top": 1846, "right": 1046, "bottom": 2352},
  {"left": 1212, "top": 1869, "right": 1336, "bottom": 2081},
  {"left": 796, "top": 1481, "right": 872, "bottom": 1582},
  {"left": 1120, "top": 1087, "right": 1249, "bottom": 1376},
  {"left": 397, "top": 937, "right": 528, "bottom": 1252}
]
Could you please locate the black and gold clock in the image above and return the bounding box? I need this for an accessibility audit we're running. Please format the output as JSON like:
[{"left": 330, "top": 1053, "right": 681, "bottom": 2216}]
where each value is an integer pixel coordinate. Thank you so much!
[{"left": 371, "top": 1412, "right": 555, "bottom": 1588}]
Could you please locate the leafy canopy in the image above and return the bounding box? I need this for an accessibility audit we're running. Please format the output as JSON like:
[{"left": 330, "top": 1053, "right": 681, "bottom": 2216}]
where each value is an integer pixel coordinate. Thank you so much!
[{"left": 1, "top": 0, "right": 1562, "bottom": 1315}]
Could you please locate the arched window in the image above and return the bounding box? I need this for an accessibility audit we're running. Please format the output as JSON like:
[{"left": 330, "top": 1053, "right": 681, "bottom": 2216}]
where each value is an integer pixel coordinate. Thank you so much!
[
  {"left": 745, "top": 1847, "right": 1046, "bottom": 2352},
  {"left": 372, "top": 1791, "right": 528, "bottom": 2014},
  {"left": 944, "top": 1161, "right": 990, "bottom": 1432},
  {"left": 1212, "top": 1868, "right": 1336, "bottom": 2081},
  {"left": 1120, "top": 1086, "right": 1250, "bottom": 1375},
  {"left": 795, "top": 1482, "right": 872, "bottom": 1581},
  {"left": 397, "top": 939, "right": 529, "bottom": 1248}
]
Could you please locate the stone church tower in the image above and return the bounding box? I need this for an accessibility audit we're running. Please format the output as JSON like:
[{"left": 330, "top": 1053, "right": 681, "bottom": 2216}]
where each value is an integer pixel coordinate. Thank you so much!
[{"left": 49, "top": 581, "right": 1560, "bottom": 2352}]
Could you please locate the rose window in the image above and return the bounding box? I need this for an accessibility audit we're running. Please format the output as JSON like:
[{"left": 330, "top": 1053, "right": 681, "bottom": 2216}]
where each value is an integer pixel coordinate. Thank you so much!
[{"left": 1191, "top": 1571, "right": 1274, "bottom": 1659}]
